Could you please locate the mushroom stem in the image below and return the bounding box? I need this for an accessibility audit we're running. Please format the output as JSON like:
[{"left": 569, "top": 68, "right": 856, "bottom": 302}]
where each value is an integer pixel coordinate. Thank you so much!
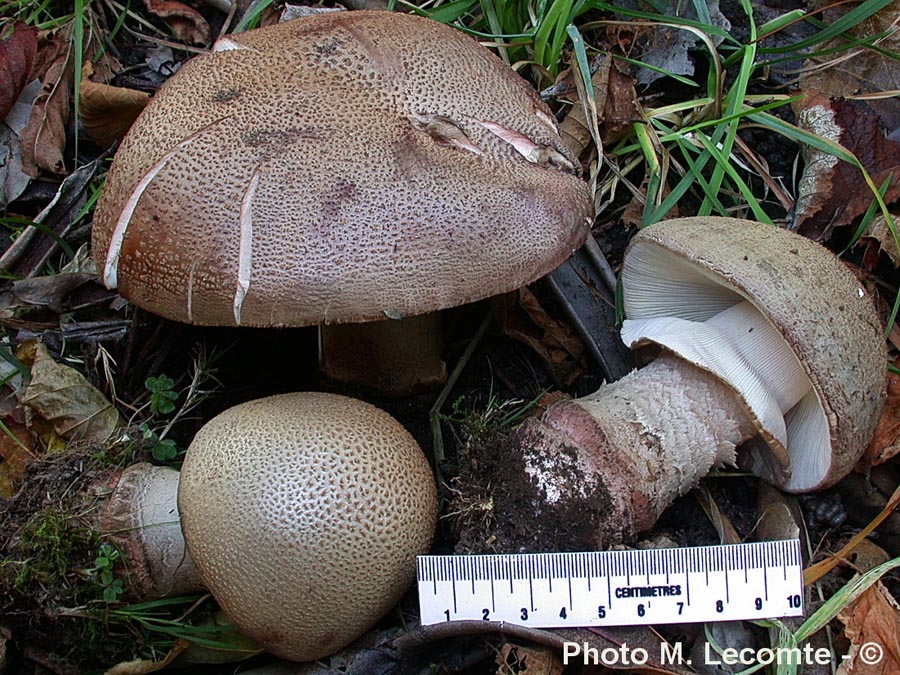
[
  {"left": 318, "top": 312, "right": 447, "bottom": 396},
  {"left": 622, "top": 301, "right": 812, "bottom": 425},
  {"left": 516, "top": 354, "right": 758, "bottom": 544},
  {"left": 100, "top": 463, "right": 204, "bottom": 599}
]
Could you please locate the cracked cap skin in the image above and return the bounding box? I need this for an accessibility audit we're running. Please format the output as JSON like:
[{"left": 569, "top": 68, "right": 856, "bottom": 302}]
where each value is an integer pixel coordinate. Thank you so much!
[{"left": 92, "top": 11, "right": 594, "bottom": 327}]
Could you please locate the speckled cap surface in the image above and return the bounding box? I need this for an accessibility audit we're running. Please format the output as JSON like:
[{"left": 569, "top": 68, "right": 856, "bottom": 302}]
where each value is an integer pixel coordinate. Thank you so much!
[
  {"left": 621, "top": 217, "right": 887, "bottom": 491},
  {"left": 178, "top": 392, "right": 438, "bottom": 661},
  {"left": 92, "top": 11, "right": 593, "bottom": 326}
]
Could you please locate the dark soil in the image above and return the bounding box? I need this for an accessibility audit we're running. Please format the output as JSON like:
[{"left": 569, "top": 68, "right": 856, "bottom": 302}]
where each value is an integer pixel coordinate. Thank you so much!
[
  {"left": 449, "top": 422, "right": 613, "bottom": 555},
  {"left": 0, "top": 444, "right": 134, "bottom": 670}
]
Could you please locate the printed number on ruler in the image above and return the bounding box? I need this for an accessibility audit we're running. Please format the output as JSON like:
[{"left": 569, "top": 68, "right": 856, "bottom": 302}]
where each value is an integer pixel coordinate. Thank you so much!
[{"left": 418, "top": 540, "right": 804, "bottom": 627}]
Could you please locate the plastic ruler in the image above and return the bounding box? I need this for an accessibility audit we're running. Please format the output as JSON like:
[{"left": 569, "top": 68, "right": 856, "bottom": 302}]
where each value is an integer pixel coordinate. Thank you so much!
[{"left": 418, "top": 539, "right": 804, "bottom": 627}]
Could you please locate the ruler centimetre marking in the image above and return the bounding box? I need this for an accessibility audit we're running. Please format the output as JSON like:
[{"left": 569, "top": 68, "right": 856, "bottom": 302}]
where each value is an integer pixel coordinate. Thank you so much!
[{"left": 417, "top": 540, "right": 804, "bottom": 627}]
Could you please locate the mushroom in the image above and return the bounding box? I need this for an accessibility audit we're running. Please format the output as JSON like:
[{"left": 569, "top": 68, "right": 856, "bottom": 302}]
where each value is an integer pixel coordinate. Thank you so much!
[
  {"left": 101, "top": 392, "right": 438, "bottom": 661},
  {"left": 90, "top": 10, "right": 593, "bottom": 395},
  {"left": 471, "top": 217, "right": 887, "bottom": 549},
  {"left": 100, "top": 463, "right": 204, "bottom": 599}
]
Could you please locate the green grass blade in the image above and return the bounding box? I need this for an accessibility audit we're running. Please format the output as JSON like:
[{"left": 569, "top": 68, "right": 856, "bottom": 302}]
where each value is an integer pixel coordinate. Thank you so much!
[
  {"left": 533, "top": 0, "right": 574, "bottom": 73},
  {"left": 0, "top": 346, "right": 29, "bottom": 381},
  {"left": 232, "top": 0, "right": 276, "bottom": 33},
  {"left": 691, "top": 132, "right": 773, "bottom": 222},
  {"left": 72, "top": 1, "right": 85, "bottom": 168},
  {"left": 689, "top": 0, "right": 712, "bottom": 27},
  {"left": 582, "top": 1, "right": 737, "bottom": 43},
  {"left": 757, "top": 8, "right": 805, "bottom": 36},
  {"left": 479, "top": 0, "right": 507, "bottom": 62},
  {"left": 417, "top": 0, "right": 479, "bottom": 25},
  {"left": 669, "top": 135, "right": 732, "bottom": 215},
  {"left": 701, "top": 0, "right": 756, "bottom": 215},
  {"left": 759, "top": 0, "right": 896, "bottom": 54},
  {"left": 841, "top": 174, "right": 893, "bottom": 254},
  {"left": 794, "top": 557, "right": 900, "bottom": 644}
]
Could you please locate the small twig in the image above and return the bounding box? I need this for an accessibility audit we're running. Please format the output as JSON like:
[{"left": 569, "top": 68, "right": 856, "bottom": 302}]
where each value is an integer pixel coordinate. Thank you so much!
[
  {"left": 429, "top": 312, "right": 492, "bottom": 467},
  {"left": 394, "top": 620, "right": 567, "bottom": 652}
]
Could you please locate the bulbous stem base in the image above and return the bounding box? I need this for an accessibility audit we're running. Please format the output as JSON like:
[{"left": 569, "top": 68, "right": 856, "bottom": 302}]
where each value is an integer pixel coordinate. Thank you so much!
[
  {"left": 100, "top": 463, "right": 204, "bottom": 599},
  {"left": 513, "top": 355, "right": 757, "bottom": 547}
]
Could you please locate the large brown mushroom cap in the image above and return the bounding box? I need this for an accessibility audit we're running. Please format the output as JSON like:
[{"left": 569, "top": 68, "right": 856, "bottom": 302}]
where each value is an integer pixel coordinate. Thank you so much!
[
  {"left": 177, "top": 392, "right": 438, "bottom": 662},
  {"left": 92, "top": 11, "right": 593, "bottom": 327},
  {"left": 620, "top": 216, "right": 887, "bottom": 492}
]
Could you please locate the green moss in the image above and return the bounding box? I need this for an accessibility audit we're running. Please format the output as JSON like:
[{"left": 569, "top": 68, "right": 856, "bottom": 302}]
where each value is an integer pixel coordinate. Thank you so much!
[{"left": 6, "top": 507, "right": 99, "bottom": 603}]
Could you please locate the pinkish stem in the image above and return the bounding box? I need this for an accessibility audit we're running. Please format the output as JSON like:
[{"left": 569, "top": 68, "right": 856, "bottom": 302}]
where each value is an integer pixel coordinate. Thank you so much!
[{"left": 515, "top": 354, "right": 757, "bottom": 545}]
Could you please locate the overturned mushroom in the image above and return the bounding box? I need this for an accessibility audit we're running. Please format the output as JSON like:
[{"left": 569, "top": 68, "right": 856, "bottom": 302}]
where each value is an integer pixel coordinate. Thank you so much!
[
  {"left": 91, "top": 11, "right": 593, "bottom": 395},
  {"left": 464, "top": 217, "right": 887, "bottom": 550},
  {"left": 101, "top": 392, "right": 438, "bottom": 661}
]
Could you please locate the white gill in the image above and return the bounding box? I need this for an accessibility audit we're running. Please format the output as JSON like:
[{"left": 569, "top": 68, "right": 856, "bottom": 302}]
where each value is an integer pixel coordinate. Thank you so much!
[{"left": 233, "top": 169, "right": 261, "bottom": 326}]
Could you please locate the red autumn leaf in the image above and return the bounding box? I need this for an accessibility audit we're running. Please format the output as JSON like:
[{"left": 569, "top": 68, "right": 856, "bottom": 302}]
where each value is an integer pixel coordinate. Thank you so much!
[
  {"left": 0, "top": 21, "right": 38, "bottom": 121},
  {"left": 144, "top": 0, "right": 211, "bottom": 46},
  {"left": 794, "top": 94, "right": 900, "bottom": 241}
]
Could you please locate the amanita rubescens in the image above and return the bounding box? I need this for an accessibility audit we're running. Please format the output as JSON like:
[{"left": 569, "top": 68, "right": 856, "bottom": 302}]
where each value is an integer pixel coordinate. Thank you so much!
[
  {"left": 91, "top": 11, "right": 593, "bottom": 394},
  {"left": 488, "top": 217, "right": 887, "bottom": 548}
]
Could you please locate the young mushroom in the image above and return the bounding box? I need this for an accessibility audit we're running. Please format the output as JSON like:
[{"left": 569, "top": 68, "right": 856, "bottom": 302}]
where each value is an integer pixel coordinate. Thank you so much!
[
  {"left": 91, "top": 10, "right": 593, "bottom": 395},
  {"left": 470, "top": 217, "right": 887, "bottom": 550},
  {"left": 101, "top": 392, "right": 438, "bottom": 661}
]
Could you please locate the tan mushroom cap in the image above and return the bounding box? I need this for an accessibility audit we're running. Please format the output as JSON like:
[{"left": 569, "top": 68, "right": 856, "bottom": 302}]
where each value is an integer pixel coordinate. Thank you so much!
[
  {"left": 92, "top": 11, "right": 593, "bottom": 327},
  {"left": 177, "top": 392, "right": 438, "bottom": 662},
  {"left": 621, "top": 217, "right": 887, "bottom": 492}
]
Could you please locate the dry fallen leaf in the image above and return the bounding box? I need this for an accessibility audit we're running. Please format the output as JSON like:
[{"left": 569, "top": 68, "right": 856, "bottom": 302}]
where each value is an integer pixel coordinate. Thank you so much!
[
  {"left": 104, "top": 640, "right": 188, "bottom": 675},
  {"left": 801, "top": 0, "right": 900, "bottom": 134},
  {"left": 793, "top": 94, "right": 900, "bottom": 240},
  {"left": 846, "top": 539, "right": 891, "bottom": 574},
  {"left": 494, "top": 288, "right": 585, "bottom": 385},
  {"left": 9, "top": 272, "right": 97, "bottom": 313},
  {"left": 1, "top": 77, "right": 41, "bottom": 208},
  {"left": 857, "top": 368, "right": 900, "bottom": 471},
  {"left": 837, "top": 580, "right": 900, "bottom": 675},
  {"left": 0, "top": 21, "right": 38, "bottom": 122},
  {"left": 0, "top": 418, "right": 36, "bottom": 498},
  {"left": 17, "top": 340, "right": 121, "bottom": 443},
  {"left": 79, "top": 61, "right": 149, "bottom": 148},
  {"left": 497, "top": 642, "right": 564, "bottom": 675},
  {"left": 559, "top": 57, "right": 611, "bottom": 159},
  {"left": 144, "top": 0, "right": 211, "bottom": 46},
  {"left": 862, "top": 215, "right": 900, "bottom": 269},
  {"left": 20, "top": 43, "right": 70, "bottom": 176}
]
